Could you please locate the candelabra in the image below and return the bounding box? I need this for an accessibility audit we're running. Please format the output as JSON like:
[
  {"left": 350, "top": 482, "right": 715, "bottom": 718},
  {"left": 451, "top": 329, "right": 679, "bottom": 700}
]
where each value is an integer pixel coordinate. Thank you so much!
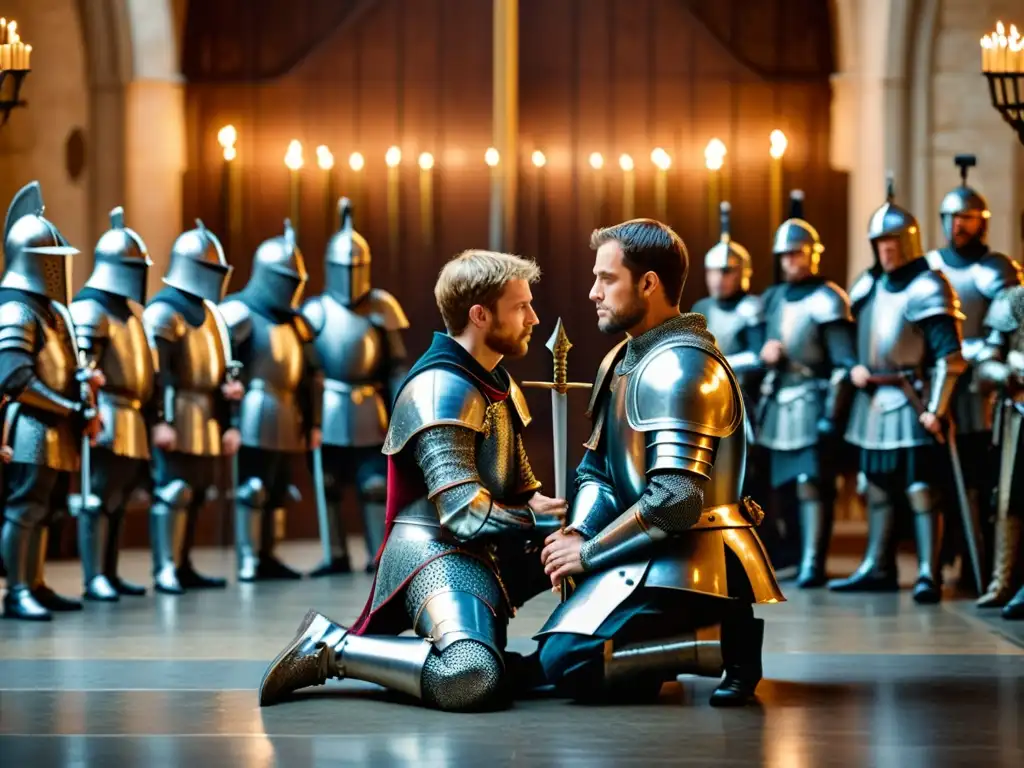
[
  {"left": 0, "top": 17, "right": 32, "bottom": 126},
  {"left": 981, "top": 21, "right": 1024, "bottom": 145}
]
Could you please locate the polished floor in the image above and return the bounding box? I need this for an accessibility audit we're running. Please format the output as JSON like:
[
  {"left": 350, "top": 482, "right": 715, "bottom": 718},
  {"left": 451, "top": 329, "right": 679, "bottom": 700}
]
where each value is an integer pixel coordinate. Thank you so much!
[{"left": 1, "top": 542, "right": 1022, "bottom": 767}]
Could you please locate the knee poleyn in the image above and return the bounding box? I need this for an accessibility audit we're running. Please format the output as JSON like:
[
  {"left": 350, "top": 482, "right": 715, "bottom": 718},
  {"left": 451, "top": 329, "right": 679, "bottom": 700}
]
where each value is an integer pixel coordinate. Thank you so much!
[{"left": 421, "top": 640, "right": 504, "bottom": 712}]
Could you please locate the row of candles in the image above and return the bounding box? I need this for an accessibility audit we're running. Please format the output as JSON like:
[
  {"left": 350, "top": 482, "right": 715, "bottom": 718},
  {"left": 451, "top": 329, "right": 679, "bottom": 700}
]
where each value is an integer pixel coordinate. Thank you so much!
[
  {"left": 215, "top": 125, "right": 791, "bottom": 256},
  {"left": 981, "top": 21, "right": 1023, "bottom": 73},
  {"left": 0, "top": 18, "right": 31, "bottom": 71}
]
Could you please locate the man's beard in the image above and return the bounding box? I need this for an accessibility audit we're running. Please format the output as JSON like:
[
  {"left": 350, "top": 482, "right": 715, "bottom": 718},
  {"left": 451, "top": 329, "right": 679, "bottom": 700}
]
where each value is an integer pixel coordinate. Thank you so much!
[
  {"left": 596, "top": 294, "right": 646, "bottom": 335},
  {"left": 486, "top": 322, "right": 531, "bottom": 358}
]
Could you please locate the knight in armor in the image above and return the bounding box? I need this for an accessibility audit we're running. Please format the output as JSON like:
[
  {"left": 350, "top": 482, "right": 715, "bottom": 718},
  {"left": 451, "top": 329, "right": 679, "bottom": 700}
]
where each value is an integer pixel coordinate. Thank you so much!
[
  {"left": 755, "top": 192, "right": 857, "bottom": 588},
  {"left": 975, "top": 285, "right": 1024, "bottom": 616},
  {"left": 219, "top": 220, "right": 323, "bottom": 582},
  {"left": 536, "top": 219, "right": 782, "bottom": 708},
  {"left": 258, "top": 250, "right": 567, "bottom": 712},
  {"left": 828, "top": 179, "right": 966, "bottom": 604},
  {"left": 0, "top": 181, "right": 103, "bottom": 621},
  {"left": 925, "top": 155, "right": 1023, "bottom": 589},
  {"left": 142, "top": 220, "right": 243, "bottom": 594},
  {"left": 300, "top": 199, "right": 409, "bottom": 574},
  {"left": 68, "top": 206, "right": 156, "bottom": 601}
]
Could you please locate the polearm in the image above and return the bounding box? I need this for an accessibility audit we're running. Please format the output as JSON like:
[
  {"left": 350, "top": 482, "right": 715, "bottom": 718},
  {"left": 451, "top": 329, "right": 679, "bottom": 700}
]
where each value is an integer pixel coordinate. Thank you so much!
[{"left": 522, "top": 318, "right": 591, "bottom": 601}]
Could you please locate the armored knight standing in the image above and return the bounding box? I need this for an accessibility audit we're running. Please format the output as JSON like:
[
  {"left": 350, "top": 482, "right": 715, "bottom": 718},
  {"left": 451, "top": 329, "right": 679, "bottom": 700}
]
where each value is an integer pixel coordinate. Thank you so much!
[
  {"left": 537, "top": 219, "right": 783, "bottom": 708},
  {"left": 259, "top": 250, "right": 565, "bottom": 712},
  {"left": 219, "top": 220, "right": 323, "bottom": 582},
  {"left": 975, "top": 285, "right": 1024, "bottom": 616},
  {"left": 143, "top": 221, "right": 242, "bottom": 594},
  {"left": 829, "top": 180, "right": 966, "bottom": 604},
  {"left": 925, "top": 156, "right": 1023, "bottom": 587},
  {"left": 300, "top": 199, "right": 408, "bottom": 574},
  {"left": 69, "top": 207, "right": 156, "bottom": 601},
  {"left": 755, "top": 193, "right": 857, "bottom": 588},
  {"left": 0, "top": 181, "right": 101, "bottom": 621}
]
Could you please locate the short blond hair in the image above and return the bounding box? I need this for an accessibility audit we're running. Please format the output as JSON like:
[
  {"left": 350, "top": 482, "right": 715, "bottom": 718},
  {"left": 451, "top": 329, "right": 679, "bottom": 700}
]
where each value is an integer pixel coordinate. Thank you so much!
[{"left": 434, "top": 250, "right": 541, "bottom": 334}]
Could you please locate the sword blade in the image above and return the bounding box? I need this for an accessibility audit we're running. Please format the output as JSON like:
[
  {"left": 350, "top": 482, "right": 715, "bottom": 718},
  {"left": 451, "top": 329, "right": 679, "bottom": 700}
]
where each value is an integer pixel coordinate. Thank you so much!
[
  {"left": 312, "top": 446, "right": 333, "bottom": 564},
  {"left": 551, "top": 389, "right": 568, "bottom": 501},
  {"left": 946, "top": 422, "right": 985, "bottom": 592}
]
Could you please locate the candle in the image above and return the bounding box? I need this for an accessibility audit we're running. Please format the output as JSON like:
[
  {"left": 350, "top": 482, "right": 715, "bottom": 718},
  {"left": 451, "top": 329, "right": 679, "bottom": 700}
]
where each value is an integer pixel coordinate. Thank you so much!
[
  {"left": 23, "top": 44, "right": 30, "bottom": 70},
  {"left": 704, "top": 138, "right": 727, "bottom": 236},
  {"left": 980, "top": 21, "right": 1024, "bottom": 72},
  {"left": 217, "top": 125, "right": 240, "bottom": 261},
  {"left": 769, "top": 130, "right": 788, "bottom": 237},
  {"left": 418, "top": 152, "right": 435, "bottom": 252},
  {"left": 619, "top": 154, "right": 635, "bottom": 220},
  {"left": 531, "top": 151, "right": 547, "bottom": 257},
  {"left": 651, "top": 148, "right": 671, "bottom": 221},
  {"left": 347, "top": 152, "right": 365, "bottom": 224},
  {"left": 486, "top": 147, "right": 501, "bottom": 251},
  {"left": 1, "top": 45, "right": 9, "bottom": 71},
  {"left": 317, "top": 146, "right": 335, "bottom": 241},
  {"left": 284, "top": 140, "right": 304, "bottom": 239},
  {"left": 385, "top": 145, "right": 402, "bottom": 267},
  {"left": 589, "top": 152, "right": 605, "bottom": 223}
]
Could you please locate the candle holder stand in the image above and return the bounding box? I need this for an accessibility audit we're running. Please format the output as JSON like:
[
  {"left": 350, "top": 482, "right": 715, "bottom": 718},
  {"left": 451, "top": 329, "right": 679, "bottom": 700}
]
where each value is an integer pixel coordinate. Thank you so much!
[
  {"left": 0, "top": 69, "right": 29, "bottom": 125},
  {"left": 984, "top": 72, "right": 1024, "bottom": 145}
]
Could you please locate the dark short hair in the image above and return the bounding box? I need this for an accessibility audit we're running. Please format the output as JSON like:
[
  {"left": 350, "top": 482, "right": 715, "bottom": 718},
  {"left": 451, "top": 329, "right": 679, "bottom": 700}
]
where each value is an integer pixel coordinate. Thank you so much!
[{"left": 589, "top": 219, "right": 688, "bottom": 305}]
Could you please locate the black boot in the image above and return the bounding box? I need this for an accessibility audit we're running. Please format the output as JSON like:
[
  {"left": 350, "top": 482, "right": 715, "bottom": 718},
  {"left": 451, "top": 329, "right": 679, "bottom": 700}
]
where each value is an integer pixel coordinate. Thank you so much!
[
  {"left": 308, "top": 556, "right": 353, "bottom": 577},
  {"left": 1003, "top": 584, "right": 1024, "bottom": 620},
  {"left": 828, "top": 481, "right": 899, "bottom": 592},
  {"left": 1, "top": 522, "right": 51, "bottom": 621},
  {"left": 175, "top": 506, "right": 226, "bottom": 589},
  {"left": 29, "top": 527, "right": 82, "bottom": 612},
  {"left": 105, "top": 509, "right": 146, "bottom": 596},
  {"left": 80, "top": 513, "right": 119, "bottom": 602},
  {"left": 795, "top": 480, "right": 832, "bottom": 588},
  {"left": 309, "top": 498, "right": 353, "bottom": 577},
  {"left": 710, "top": 615, "right": 763, "bottom": 707}
]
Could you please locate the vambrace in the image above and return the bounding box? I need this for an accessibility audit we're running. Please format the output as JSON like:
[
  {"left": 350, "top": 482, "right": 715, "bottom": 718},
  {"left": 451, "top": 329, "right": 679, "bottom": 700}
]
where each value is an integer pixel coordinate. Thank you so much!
[
  {"left": 579, "top": 503, "right": 665, "bottom": 573},
  {"left": 567, "top": 449, "right": 619, "bottom": 538},
  {"left": 413, "top": 425, "right": 536, "bottom": 540},
  {"left": 515, "top": 434, "right": 542, "bottom": 496},
  {"left": 725, "top": 350, "right": 759, "bottom": 375},
  {"left": 927, "top": 351, "right": 968, "bottom": 418},
  {"left": 19, "top": 376, "right": 81, "bottom": 418}
]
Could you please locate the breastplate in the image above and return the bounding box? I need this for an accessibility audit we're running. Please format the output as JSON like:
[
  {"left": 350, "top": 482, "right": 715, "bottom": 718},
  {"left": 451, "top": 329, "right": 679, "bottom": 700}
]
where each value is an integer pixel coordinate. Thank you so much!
[
  {"left": 927, "top": 255, "right": 989, "bottom": 343},
  {"left": 703, "top": 303, "right": 747, "bottom": 356},
  {"left": 239, "top": 317, "right": 307, "bottom": 451},
  {"left": 475, "top": 399, "right": 521, "bottom": 499},
  {"left": 857, "top": 284, "right": 926, "bottom": 373},
  {"left": 95, "top": 311, "right": 155, "bottom": 458},
  {"left": 37, "top": 306, "right": 79, "bottom": 399},
  {"left": 767, "top": 294, "right": 827, "bottom": 379},
  {"left": 602, "top": 369, "right": 745, "bottom": 511},
  {"left": 175, "top": 307, "right": 226, "bottom": 393},
  {"left": 315, "top": 297, "right": 386, "bottom": 383}
]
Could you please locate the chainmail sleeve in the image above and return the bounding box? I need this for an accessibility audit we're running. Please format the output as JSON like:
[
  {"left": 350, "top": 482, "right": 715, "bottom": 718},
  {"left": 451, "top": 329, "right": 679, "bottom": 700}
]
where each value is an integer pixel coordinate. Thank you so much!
[
  {"left": 413, "top": 424, "right": 537, "bottom": 541},
  {"left": 637, "top": 472, "right": 706, "bottom": 532}
]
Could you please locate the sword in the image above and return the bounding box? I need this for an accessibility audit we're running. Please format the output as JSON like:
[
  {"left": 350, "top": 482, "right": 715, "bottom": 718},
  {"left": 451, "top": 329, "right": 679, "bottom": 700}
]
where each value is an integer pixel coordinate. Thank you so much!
[
  {"left": 866, "top": 371, "right": 985, "bottom": 590},
  {"left": 71, "top": 352, "right": 102, "bottom": 518},
  {"left": 311, "top": 445, "right": 332, "bottom": 565},
  {"left": 206, "top": 299, "right": 244, "bottom": 547},
  {"left": 522, "top": 318, "right": 591, "bottom": 601}
]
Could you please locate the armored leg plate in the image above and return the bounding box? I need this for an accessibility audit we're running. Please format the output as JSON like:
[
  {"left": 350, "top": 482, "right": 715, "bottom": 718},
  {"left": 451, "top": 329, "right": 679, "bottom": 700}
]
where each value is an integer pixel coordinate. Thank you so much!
[{"left": 0, "top": 522, "right": 51, "bottom": 621}]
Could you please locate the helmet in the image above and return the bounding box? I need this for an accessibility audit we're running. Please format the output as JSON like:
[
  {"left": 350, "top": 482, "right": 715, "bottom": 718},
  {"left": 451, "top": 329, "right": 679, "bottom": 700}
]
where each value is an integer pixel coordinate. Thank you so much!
[
  {"left": 703, "top": 202, "right": 752, "bottom": 292},
  {"left": 938, "top": 154, "right": 990, "bottom": 246},
  {"left": 248, "top": 219, "right": 308, "bottom": 311},
  {"left": 771, "top": 190, "right": 824, "bottom": 275},
  {"left": 162, "top": 220, "right": 233, "bottom": 303},
  {"left": 0, "top": 181, "right": 79, "bottom": 305},
  {"left": 324, "top": 198, "right": 371, "bottom": 306},
  {"left": 868, "top": 173, "right": 923, "bottom": 263},
  {"left": 85, "top": 206, "right": 153, "bottom": 304}
]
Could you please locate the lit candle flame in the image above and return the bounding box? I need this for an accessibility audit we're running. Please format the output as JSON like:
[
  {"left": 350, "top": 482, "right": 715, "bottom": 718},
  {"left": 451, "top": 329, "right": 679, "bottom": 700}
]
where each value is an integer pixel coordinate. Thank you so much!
[
  {"left": 589, "top": 152, "right": 604, "bottom": 170},
  {"left": 349, "top": 152, "right": 365, "bottom": 172},
  {"left": 619, "top": 154, "right": 634, "bottom": 172},
  {"left": 419, "top": 152, "right": 435, "bottom": 171},
  {"left": 316, "top": 145, "right": 335, "bottom": 171},
  {"left": 217, "top": 125, "right": 238, "bottom": 162},
  {"left": 704, "top": 138, "right": 727, "bottom": 171},
  {"left": 284, "top": 140, "right": 304, "bottom": 171},
  {"left": 651, "top": 148, "right": 672, "bottom": 171},
  {"left": 532, "top": 150, "right": 547, "bottom": 168},
  {"left": 997, "top": 21, "right": 1005, "bottom": 36},
  {"left": 385, "top": 146, "right": 402, "bottom": 168},
  {"left": 769, "top": 129, "right": 788, "bottom": 160},
  {"left": 485, "top": 147, "right": 500, "bottom": 167}
]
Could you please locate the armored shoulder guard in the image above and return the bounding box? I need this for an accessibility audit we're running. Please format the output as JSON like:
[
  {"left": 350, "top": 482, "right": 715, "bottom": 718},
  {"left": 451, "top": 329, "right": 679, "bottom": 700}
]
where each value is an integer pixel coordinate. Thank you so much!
[
  {"left": 848, "top": 270, "right": 877, "bottom": 309},
  {"left": 625, "top": 342, "right": 742, "bottom": 438},
  {"left": 0, "top": 300, "right": 39, "bottom": 354},
  {"left": 507, "top": 376, "right": 532, "bottom": 427},
  {"left": 809, "top": 281, "right": 853, "bottom": 325},
  {"left": 142, "top": 300, "right": 187, "bottom": 345},
  {"left": 299, "top": 295, "right": 326, "bottom": 335},
  {"left": 984, "top": 286, "right": 1021, "bottom": 334},
  {"left": 977, "top": 251, "right": 1024, "bottom": 299},
  {"left": 585, "top": 339, "right": 628, "bottom": 418},
  {"left": 218, "top": 298, "right": 253, "bottom": 346},
  {"left": 381, "top": 367, "right": 489, "bottom": 455},
  {"left": 366, "top": 288, "right": 410, "bottom": 331},
  {"left": 69, "top": 298, "right": 111, "bottom": 352},
  {"left": 906, "top": 269, "right": 963, "bottom": 323},
  {"left": 735, "top": 294, "right": 764, "bottom": 326},
  {"left": 291, "top": 313, "right": 315, "bottom": 343}
]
